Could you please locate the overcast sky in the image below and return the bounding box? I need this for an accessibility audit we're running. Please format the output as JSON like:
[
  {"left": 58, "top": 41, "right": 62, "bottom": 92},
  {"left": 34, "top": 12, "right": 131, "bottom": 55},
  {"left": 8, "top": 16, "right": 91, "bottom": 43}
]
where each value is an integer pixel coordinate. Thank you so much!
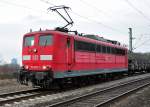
[{"left": 0, "top": 0, "right": 150, "bottom": 63}]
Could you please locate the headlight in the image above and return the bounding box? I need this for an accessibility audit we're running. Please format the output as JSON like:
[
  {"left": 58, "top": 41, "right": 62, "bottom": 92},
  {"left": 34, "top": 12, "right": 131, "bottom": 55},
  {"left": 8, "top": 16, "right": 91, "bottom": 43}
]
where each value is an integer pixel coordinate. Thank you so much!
[
  {"left": 33, "top": 49, "right": 37, "bottom": 53},
  {"left": 25, "top": 65, "right": 29, "bottom": 69},
  {"left": 42, "top": 66, "right": 47, "bottom": 70},
  {"left": 42, "top": 65, "right": 50, "bottom": 70}
]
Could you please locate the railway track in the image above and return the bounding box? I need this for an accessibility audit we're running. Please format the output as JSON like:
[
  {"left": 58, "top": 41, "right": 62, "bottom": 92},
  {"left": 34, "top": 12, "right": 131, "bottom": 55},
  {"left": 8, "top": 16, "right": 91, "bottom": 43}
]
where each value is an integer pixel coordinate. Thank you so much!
[
  {"left": 0, "top": 74, "right": 150, "bottom": 107},
  {"left": 48, "top": 76, "right": 150, "bottom": 107},
  {"left": 0, "top": 88, "right": 51, "bottom": 106}
]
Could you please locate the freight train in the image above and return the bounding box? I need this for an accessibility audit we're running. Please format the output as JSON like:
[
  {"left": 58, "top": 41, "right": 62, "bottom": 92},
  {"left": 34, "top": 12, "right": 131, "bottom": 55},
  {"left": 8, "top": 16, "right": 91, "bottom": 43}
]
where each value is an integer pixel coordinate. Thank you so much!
[
  {"left": 17, "top": 6, "right": 150, "bottom": 88},
  {"left": 128, "top": 53, "right": 150, "bottom": 74}
]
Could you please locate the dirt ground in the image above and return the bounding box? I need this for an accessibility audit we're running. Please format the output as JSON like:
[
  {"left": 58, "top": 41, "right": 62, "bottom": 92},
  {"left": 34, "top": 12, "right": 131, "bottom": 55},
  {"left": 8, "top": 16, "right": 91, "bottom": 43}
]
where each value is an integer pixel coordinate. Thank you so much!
[
  {"left": 112, "top": 85, "right": 150, "bottom": 107},
  {"left": 0, "top": 79, "right": 18, "bottom": 86},
  {"left": 0, "top": 79, "right": 33, "bottom": 94}
]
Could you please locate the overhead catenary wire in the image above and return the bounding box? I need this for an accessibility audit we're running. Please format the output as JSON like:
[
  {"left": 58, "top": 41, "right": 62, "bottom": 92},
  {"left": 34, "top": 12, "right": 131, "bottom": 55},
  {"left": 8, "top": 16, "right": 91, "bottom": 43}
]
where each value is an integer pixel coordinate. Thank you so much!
[
  {"left": 133, "top": 34, "right": 144, "bottom": 48},
  {"left": 133, "top": 33, "right": 150, "bottom": 49},
  {"left": 124, "top": 0, "right": 150, "bottom": 23},
  {"left": 124, "top": 0, "right": 150, "bottom": 50},
  {"left": 133, "top": 37, "right": 150, "bottom": 50},
  {"left": 41, "top": 0, "right": 126, "bottom": 34},
  {"left": 79, "top": 0, "right": 110, "bottom": 17},
  {"left": 143, "top": 0, "right": 150, "bottom": 10},
  {"left": 80, "top": 0, "right": 131, "bottom": 34},
  {"left": 1, "top": 0, "right": 150, "bottom": 52},
  {"left": 0, "top": 0, "right": 37, "bottom": 12},
  {"left": 0, "top": 0, "right": 127, "bottom": 34},
  {"left": 41, "top": 0, "right": 56, "bottom": 7},
  {"left": 2, "top": 0, "right": 150, "bottom": 50},
  {"left": 0, "top": 0, "right": 121, "bottom": 33},
  {"left": 70, "top": 11, "right": 124, "bottom": 33},
  {"left": 0, "top": 0, "right": 50, "bottom": 15}
]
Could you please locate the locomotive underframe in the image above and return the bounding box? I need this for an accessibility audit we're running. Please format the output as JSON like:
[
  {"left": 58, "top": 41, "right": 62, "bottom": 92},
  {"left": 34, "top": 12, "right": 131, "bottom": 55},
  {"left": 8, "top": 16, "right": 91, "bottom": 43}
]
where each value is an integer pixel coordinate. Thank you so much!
[
  {"left": 18, "top": 68, "right": 129, "bottom": 88},
  {"left": 18, "top": 69, "right": 53, "bottom": 88}
]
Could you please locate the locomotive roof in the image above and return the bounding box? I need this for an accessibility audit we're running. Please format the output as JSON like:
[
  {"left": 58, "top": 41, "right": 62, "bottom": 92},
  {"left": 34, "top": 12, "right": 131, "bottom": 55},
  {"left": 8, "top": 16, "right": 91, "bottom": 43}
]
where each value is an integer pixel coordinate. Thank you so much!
[{"left": 24, "top": 30, "right": 127, "bottom": 50}]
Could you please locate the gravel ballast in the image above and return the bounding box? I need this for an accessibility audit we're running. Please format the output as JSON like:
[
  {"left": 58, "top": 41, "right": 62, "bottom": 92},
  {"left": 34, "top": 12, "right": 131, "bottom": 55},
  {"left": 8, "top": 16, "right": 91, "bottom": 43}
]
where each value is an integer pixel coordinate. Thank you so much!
[
  {"left": 1, "top": 73, "right": 150, "bottom": 107},
  {"left": 3, "top": 73, "right": 150, "bottom": 107},
  {"left": 112, "top": 85, "right": 150, "bottom": 107}
]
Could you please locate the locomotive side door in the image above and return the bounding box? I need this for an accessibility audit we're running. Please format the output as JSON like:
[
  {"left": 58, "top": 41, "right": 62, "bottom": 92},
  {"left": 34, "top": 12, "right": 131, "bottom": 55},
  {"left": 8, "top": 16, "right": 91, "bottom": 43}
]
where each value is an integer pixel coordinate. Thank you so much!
[{"left": 66, "top": 37, "right": 74, "bottom": 70}]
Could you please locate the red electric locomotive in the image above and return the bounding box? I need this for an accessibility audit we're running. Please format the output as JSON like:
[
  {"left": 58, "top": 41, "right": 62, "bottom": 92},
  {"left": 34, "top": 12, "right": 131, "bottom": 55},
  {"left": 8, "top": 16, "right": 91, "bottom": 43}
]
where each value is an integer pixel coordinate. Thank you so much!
[{"left": 18, "top": 6, "right": 128, "bottom": 88}]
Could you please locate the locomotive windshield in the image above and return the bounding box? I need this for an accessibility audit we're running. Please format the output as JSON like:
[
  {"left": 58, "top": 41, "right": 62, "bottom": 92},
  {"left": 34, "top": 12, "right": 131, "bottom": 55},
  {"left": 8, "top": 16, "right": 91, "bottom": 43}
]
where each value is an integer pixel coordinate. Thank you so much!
[
  {"left": 39, "top": 35, "right": 53, "bottom": 46},
  {"left": 24, "top": 36, "right": 34, "bottom": 46}
]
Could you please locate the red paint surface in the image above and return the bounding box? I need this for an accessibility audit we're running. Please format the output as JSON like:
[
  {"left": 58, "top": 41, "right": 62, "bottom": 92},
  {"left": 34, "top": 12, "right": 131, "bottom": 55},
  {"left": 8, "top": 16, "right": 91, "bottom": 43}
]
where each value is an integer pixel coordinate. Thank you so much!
[{"left": 22, "top": 30, "right": 128, "bottom": 73}]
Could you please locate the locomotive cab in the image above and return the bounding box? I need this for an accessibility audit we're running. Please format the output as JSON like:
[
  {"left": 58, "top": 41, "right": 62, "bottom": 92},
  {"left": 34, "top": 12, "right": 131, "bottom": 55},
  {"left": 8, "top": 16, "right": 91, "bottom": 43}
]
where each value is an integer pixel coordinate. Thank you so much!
[
  {"left": 23, "top": 34, "right": 53, "bottom": 71},
  {"left": 19, "top": 32, "right": 55, "bottom": 88}
]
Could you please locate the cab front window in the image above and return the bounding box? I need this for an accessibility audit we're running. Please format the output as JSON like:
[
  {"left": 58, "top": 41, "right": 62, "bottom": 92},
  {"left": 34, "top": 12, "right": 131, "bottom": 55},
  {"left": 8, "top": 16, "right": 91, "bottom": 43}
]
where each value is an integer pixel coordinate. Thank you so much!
[
  {"left": 39, "top": 35, "right": 53, "bottom": 46},
  {"left": 24, "top": 36, "right": 34, "bottom": 46}
]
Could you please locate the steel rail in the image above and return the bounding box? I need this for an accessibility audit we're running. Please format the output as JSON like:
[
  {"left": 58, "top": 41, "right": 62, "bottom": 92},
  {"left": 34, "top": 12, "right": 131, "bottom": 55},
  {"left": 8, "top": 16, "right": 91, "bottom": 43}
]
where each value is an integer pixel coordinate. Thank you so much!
[
  {"left": 48, "top": 76, "right": 150, "bottom": 107},
  {"left": 0, "top": 88, "right": 40, "bottom": 98},
  {"left": 95, "top": 82, "right": 150, "bottom": 107},
  {"left": 0, "top": 88, "right": 50, "bottom": 106}
]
